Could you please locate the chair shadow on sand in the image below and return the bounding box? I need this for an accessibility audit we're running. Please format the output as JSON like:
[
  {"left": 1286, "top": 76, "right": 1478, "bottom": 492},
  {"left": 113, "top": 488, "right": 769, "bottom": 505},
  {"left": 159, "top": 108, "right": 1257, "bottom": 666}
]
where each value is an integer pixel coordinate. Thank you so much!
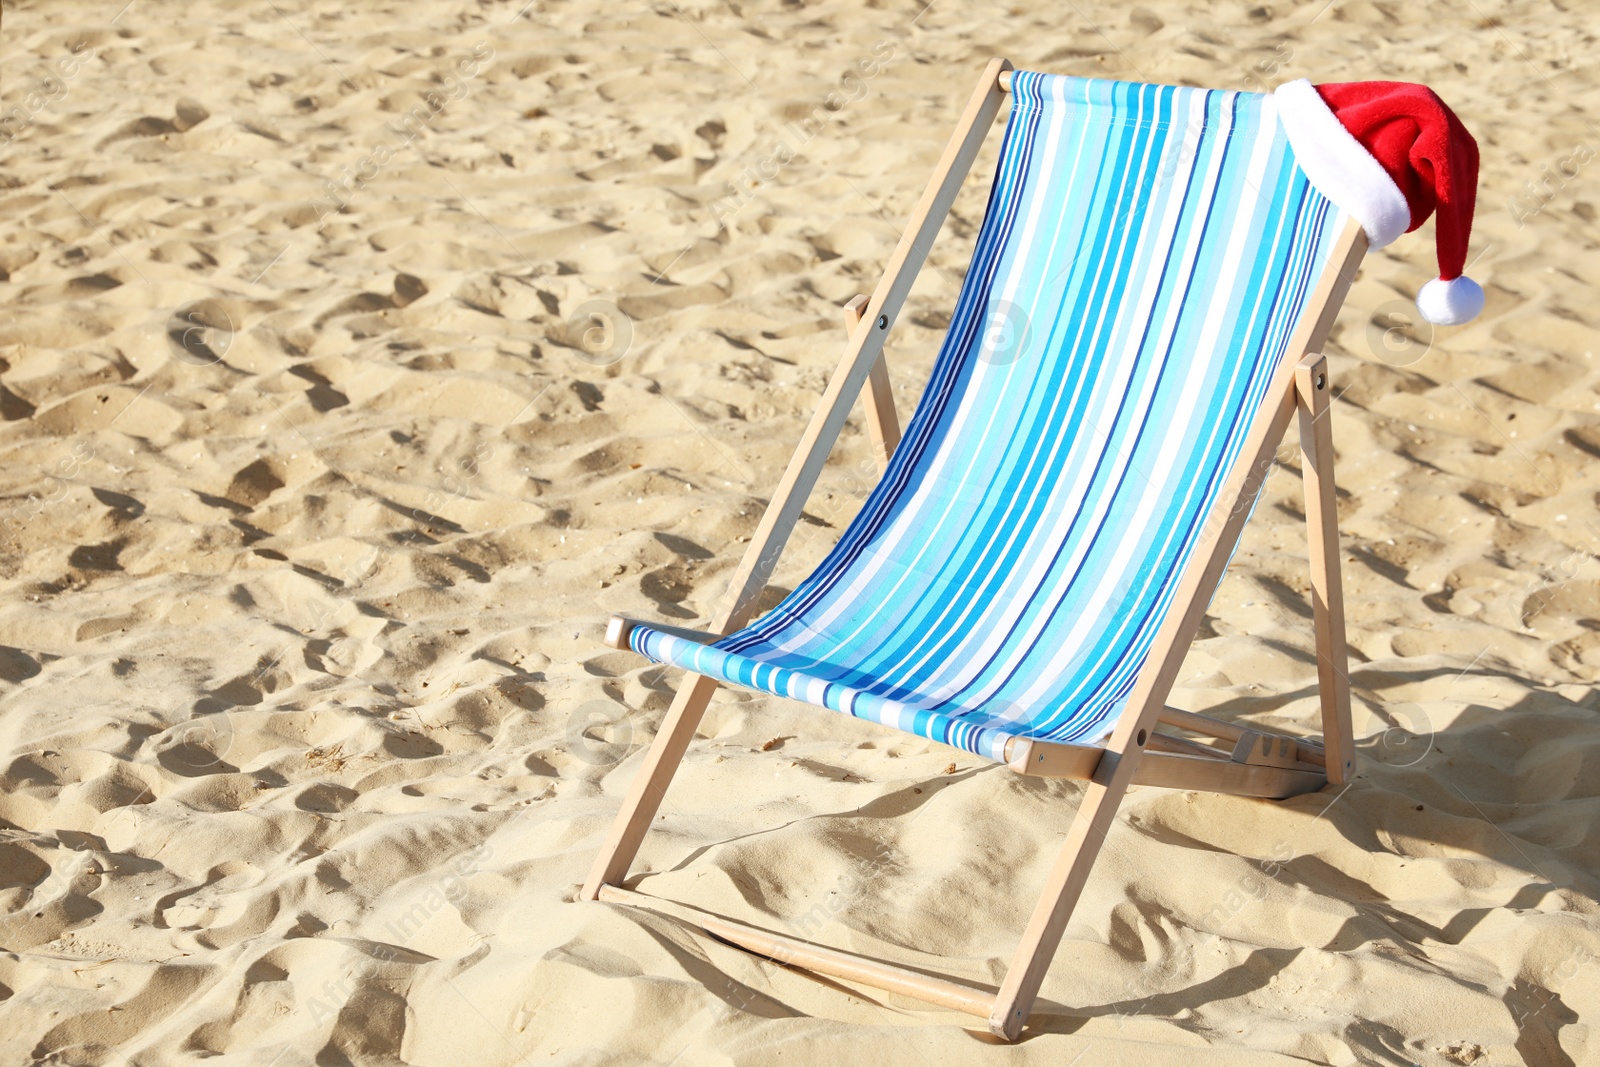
[
  {"left": 597, "top": 665, "right": 1592, "bottom": 1065},
  {"left": 1008, "top": 670, "right": 1595, "bottom": 1065}
]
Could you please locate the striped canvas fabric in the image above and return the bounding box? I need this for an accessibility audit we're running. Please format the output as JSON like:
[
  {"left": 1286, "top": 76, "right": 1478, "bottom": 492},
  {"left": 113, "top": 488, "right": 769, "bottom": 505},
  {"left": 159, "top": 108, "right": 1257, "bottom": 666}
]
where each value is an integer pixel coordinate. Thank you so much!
[{"left": 629, "top": 72, "right": 1351, "bottom": 763}]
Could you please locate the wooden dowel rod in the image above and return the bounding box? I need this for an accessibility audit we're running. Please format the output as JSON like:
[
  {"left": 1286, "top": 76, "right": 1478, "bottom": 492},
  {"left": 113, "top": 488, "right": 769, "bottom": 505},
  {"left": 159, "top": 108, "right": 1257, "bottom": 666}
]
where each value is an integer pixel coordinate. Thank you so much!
[
  {"left": 604, "top": 616, "right": 720, "bottom": 650},
  {"left": 1296, "top": 353, "right": 1357, "bottom": 785},
  {"left": 1145, "top": 731, "right": 1231, "bottom": 760},
  {"left": 597, "top": 885, "right": 997, "bottom": 1017},
  {"left": 1157, "top": 706, "right": 1246, "bottom": 743}
]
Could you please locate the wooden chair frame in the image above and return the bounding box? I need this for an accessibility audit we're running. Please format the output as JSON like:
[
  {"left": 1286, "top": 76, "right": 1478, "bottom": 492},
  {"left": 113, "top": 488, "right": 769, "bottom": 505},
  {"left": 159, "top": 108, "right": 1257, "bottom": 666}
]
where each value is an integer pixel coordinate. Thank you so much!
[{"left": 580, "top": 58, "right": 1365, "bottom": 1041}]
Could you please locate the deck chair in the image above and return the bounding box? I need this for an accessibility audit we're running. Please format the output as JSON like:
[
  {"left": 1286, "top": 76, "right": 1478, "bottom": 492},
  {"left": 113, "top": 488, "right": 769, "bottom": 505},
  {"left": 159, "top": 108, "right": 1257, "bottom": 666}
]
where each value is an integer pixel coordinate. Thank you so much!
[{"left": 580, "top": 58, "right": 1368, "bottom": 1041}]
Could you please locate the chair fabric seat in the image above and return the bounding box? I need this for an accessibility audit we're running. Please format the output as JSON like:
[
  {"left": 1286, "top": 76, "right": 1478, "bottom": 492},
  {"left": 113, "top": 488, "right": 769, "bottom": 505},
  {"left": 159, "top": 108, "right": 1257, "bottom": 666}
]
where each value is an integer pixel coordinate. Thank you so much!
[{"left": 630, "top": 71, "right": 1352, "bottom": 762}]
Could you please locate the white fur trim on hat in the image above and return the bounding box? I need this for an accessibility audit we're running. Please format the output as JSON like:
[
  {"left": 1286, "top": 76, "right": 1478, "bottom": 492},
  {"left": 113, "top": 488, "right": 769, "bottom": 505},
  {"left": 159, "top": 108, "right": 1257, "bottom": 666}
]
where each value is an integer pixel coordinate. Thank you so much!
[
  {"left": 1416, "top": 275, "right": 1484, "bottom": 325},
  {"left": 1273, "top": 79, "right": 1411, "bottom": 249}
]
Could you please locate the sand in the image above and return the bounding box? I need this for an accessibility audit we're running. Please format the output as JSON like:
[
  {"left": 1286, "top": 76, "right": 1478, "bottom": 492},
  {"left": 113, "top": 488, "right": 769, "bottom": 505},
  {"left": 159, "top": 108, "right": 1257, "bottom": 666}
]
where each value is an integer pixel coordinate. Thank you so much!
[{"left": 1, "top": 0, "right": 1598, "bottom": 1063}]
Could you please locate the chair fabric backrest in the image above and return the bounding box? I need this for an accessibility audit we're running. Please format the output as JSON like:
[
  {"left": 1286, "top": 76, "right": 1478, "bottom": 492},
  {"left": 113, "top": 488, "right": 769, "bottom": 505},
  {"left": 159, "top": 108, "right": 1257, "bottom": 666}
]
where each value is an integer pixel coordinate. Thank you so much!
[{"left": 637, "top": 72, "right": 1352, "bottom": 761}]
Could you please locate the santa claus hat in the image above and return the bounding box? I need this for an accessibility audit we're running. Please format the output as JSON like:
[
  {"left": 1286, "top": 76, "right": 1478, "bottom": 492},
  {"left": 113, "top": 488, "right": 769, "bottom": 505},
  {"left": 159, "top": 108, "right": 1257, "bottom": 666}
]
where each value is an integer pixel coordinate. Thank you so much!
[{"left": 1275, "top": 79, "right": 1483, "bottom": 325}]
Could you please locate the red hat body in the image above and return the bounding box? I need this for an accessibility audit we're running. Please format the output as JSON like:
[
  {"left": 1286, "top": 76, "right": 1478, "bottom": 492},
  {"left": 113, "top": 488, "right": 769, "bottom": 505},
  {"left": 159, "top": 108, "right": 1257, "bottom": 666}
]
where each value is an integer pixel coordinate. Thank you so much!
[{"left": 1314, "top": 81, "right": 1480, "bottom": 282}]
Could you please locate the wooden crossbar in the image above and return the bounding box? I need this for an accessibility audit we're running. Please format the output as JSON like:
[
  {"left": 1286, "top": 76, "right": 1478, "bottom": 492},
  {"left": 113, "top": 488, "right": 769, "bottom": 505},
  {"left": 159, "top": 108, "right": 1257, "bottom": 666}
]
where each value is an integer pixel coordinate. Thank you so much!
[
  {"left": 1003, "top": 737, "right": 1325, "bottom": 798},
  {"left": 1145, "top": 730, "right": 1233, "bottom": 760},
  {"left": 598, "top": 885, "right": 996, "bottom": 1017}
]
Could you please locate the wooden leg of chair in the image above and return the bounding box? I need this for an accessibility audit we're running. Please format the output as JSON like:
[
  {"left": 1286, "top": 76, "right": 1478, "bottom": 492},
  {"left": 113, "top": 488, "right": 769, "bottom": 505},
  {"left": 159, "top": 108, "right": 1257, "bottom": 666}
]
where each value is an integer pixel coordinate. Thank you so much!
[
  {"left": 863, "top": 354, "right": 900, "bottom": 469},
  {"left": 580, "top": 672, "right": 720, "bottom": 900},
  {"left": 1296, "top": 354, "right": 1355, "bottom": 785},
  {"left": 988, "top": 757, "right": 1136, "bottom": 1039}
]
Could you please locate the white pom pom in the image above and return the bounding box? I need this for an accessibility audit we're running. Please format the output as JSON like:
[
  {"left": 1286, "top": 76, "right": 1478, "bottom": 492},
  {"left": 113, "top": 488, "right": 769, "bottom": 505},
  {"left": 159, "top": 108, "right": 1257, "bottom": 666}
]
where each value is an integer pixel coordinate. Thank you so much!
[{"left": 1416, "top": 276, "right": 1484, "bottom": 325}]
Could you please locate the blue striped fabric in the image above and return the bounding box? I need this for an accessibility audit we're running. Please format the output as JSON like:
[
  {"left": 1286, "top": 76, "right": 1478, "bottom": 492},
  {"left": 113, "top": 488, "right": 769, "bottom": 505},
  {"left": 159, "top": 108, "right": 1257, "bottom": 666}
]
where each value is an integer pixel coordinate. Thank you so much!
[{"left": 631, "top": 72, "right": 1350, "bottom": 763}]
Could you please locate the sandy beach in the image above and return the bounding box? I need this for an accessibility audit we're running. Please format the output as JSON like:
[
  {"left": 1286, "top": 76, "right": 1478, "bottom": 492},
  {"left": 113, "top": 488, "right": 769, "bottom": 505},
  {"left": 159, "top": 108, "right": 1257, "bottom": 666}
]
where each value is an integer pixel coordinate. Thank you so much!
[{"left": 2, "top": 0, "right": 1599, "bottom": 1063}]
